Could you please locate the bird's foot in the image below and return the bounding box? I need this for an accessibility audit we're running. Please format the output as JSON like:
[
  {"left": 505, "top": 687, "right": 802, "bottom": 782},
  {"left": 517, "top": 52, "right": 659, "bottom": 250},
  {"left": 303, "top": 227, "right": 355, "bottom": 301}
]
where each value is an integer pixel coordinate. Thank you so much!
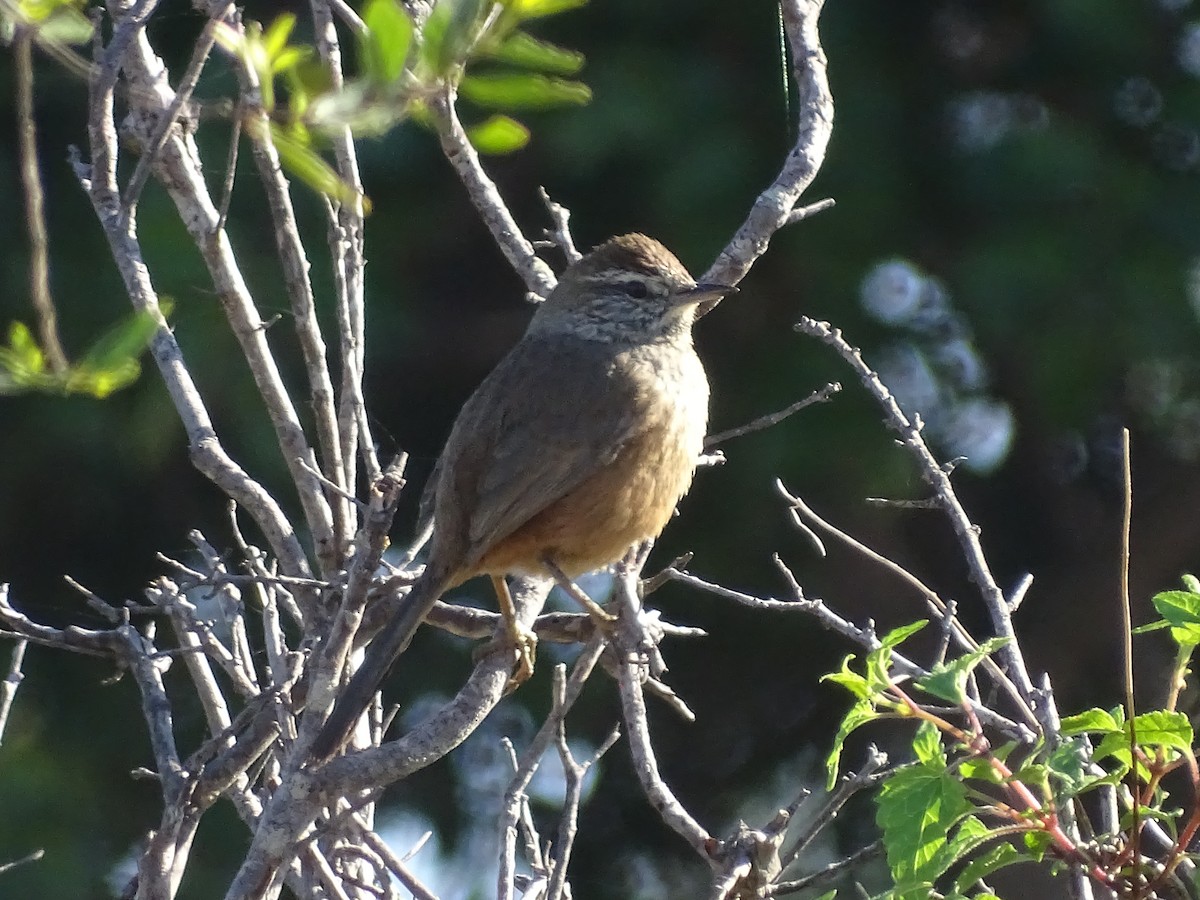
[
  {"left": 542, "top": 557, "right": 617, "bottom": 634},
  {"left": 474, "top": 620, "right": 538, "bottom": 694},
  {"left": 504, "top": 617, "right": 537, "bottom": 693}
]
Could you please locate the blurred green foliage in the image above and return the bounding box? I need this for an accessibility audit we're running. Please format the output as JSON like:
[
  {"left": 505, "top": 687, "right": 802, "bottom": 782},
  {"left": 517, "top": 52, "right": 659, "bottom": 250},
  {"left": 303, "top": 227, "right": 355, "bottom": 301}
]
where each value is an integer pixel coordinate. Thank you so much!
[{"left": 3, "top": 0, "right": 1200, "bottom": 897}]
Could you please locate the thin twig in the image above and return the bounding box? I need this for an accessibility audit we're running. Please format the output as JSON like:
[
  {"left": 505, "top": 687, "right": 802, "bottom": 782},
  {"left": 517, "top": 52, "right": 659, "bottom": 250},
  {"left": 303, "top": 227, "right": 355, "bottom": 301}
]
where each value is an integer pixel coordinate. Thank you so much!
[
  {"left": 777, "top": 479, "right": 1040, "bottom": 734},
  {"left": 1120, "top": 427, "right": 1139, "bottom": 869},
  {"left": 216, "top": 107, "right": 242, "bottom": 232},
  {"left": 358, "top": 827, "right": 437, "bottom": 900},
  {"left": 538, "top": 186, "right": 581, "bottom": 263},
  {"left": 499, "top": 640, "right": 606, "bottom": 900},
  {"left": 700, "top": 0, "right": 834, "bottom": 312},
  {"left": 15, "top": 26, "right": 68, "bottom": 373},
  {"left": 784, "top": 196, "right": 836, "bottom": 225},
  {"left": 766, "top": 839, "right": 882, "bottom": 896},
  {"left": 705, "top": 383, "right": 840, "bottom": 447},
  {"left": 0, "top": 637, "right": 29, "bottom": 746},
  {"left": 780, "top": 748, "right": 888, "bottom": 870},
  {"left": 668, "top": 565, "right": 1034, "bottom": 744},
  {"left": 612, "top": 567, "right": 711, "bottom": 857},
  {"left": 309, "top": 0, "right": 376, "bottom": 498},
  {"left": 0, "top": 848, "right": 46, "bottom": 876}
]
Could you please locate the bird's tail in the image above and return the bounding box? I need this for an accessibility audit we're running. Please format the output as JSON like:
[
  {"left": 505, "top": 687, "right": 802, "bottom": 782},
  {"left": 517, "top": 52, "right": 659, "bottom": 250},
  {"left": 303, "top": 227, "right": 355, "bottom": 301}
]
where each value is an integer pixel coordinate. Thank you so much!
[{"left": 310, "top": 571, "right": 448, "bottom": 761}]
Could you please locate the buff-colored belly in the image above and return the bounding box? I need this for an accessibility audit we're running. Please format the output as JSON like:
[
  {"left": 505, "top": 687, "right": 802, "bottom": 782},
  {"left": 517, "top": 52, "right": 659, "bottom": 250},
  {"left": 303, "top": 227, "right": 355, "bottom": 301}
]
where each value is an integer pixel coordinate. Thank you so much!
[{"left": 473, "top": 420, "right": 700, "bottom": 579}]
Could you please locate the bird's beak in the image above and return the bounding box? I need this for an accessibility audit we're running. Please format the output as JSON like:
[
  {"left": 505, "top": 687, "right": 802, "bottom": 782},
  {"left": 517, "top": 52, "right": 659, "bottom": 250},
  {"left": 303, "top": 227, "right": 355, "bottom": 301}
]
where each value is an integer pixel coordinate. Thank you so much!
[{"left": 673, "top": 282, "right": 738, "bottom": 306}]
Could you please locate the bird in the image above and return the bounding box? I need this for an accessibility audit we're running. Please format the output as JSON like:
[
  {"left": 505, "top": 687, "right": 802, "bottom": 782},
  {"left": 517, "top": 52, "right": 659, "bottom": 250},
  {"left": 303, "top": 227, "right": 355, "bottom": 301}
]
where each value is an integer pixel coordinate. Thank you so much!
[{"left": 310, "top": 233, "right": 732, "bottom": 761}]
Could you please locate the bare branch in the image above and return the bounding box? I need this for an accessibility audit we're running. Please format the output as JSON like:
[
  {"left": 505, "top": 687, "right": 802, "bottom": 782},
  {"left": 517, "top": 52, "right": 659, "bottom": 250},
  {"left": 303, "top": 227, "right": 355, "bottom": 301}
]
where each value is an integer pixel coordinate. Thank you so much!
[
  {"left": 0, "top": 848, "right": 45, "bottom": 877},
  {"left": 0, "top": 634, "right": 28, "bottom": 746},
  {"left": 305, "top": 458, "right": 408, "bottom": 748},
  {"left": 71, "top": 25, "right": 314, "bottom": 587},
  {"left": 767, "top": 839, "right": 882, "bottom": 897},
  {"left": 776, "top": 479, "right": 1040, "bottom": 733},
  {"left": 309, "top": 0, "right": 378, "bottom": 497},
  {"left": 109, "top": 16, "right": 337, "bottom": 574},
  {"left": 794, "top": 317, "right": 1039, "bottom": 706},
  {"left": 239, "top": 96, "right": 353, "bottom": 557},
  {"left": 14, "top": 26, "right": 67, "bottom": 373},
  {"left": 499, "top": 640, "right": 606, "bottom": 900},
  {"left": 705, "top": 383, "right": 841, "bottom": 448},
  {"left": 119, "top": 3, "right": 231, "bottom": 221},
  {"left": 611, "top": 566, "right": 712, "bottom": 857},
  {"left": 666, "top": 566, "right": 1034, "bottom": 744},
  {"left": 538, "top": 186, "right": 581, "bottom": 263},
  {"left": 780, "top": 747, "right": 889, "bottom": 871},
  {"left": 700, "top": 0, "right": 834, "bottom": 308},
  {"left": 431, "top": 88, "right": 557, "bottom": 298}
]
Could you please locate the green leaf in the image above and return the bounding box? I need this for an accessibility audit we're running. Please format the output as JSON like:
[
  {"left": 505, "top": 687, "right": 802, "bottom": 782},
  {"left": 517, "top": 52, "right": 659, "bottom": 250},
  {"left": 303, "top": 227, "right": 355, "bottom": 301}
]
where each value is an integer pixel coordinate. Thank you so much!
[
  {"left": 1046, "top": 738, "right": 1087, "bottom": 793},
  {"left": 270, "top": 45, "right": 312, "bottom": 76},
  {"left": 1009, "top": 762, "right": 1048, "bottom": 788},
  {"left": 3, "top": 321, "right": 45, "bottom": 376},
  {"left": 459, "top": 72, "right": 591, "bottom": 109},
  {"left": 824, "top": 702, "right": 878, "bottom": 789},
  {"left": 483, "top": 31, "right": 584, "bottom": 74},
  {"left": 1094, "top": 710, "right": 1193, "bottom": 768},
  {"left": 262, "top": 13, "right": 296, "bottom": 59},
  {"left": 466, "top": 114, "right": 530, "bottom": 153},
  {"left": 268, "top": 123, "right": 370, "bottom": 211},
  {"left": 877, "top": 764, "right": 971, "bottom": 884},
  {"left": 502, "top": 0, "right": 588, "bottom": 18},
  {"left": 419, "top": 0, "right": 485, "bottom": 76},
  {"left": 1022, "top": 829, "right": 1052, "bottom": 862},
  {"left": 879, "top": 620, "right": 929, "bottom": 651},
  {"left": 361, "top": 0, "right": 413, "bottom": 84},
  {"left": 865, "top": 620, "right": 927, "bottom": 693},
  {"left": 1059, "top": 707, "right": 1122, "bottom": 736},
  {"left": 1184, "top": 574, "right": 1200, "bottom": 593},
  {"left": 67, "top": 305, "right": 170, "bottom": 398},
  {"left": 31, "top": 4, "right": 92, "bottom": 45},
  {"left": 1130, "top": 709, "right": 1193, "bottom": 753},
  {"left": 1121, "top": 803, "right": 1182, "bottom": 829},
  {"left": 957, "top": 756, "right": 1002, "bottom": 783},
  {"left": 915, "top": 637, "right": 1009, "bottom": 704},
  {"left": 77, "top": 307, "right": 162, "bottom": 372},
  {"left": 953, "top": 842, "right": 1021, "bottom": 894},
  {"left": 822, "top": 655, "right": 870, "bottom": 701},
  {"left": 912, "top": 721, "right": 944, "bottom": 767},
  {"left": 291, "top": 57, "right": 335, "bottom": 97},
  {"left": 418, "top": 0, "right": 453, "bottom": 74},
  {"left": 65, "top": 359, "right": 140, "bottom": 398},
  {"left": 1149, "top": 589, "right": 1200, "bottom": 649}
]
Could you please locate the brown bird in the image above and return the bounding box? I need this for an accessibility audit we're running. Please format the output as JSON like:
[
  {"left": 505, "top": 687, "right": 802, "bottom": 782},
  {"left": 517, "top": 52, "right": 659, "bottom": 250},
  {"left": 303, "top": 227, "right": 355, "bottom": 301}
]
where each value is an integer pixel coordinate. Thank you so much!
[{"left": 311, "top": 234, "right": 731, "bottom": 760}]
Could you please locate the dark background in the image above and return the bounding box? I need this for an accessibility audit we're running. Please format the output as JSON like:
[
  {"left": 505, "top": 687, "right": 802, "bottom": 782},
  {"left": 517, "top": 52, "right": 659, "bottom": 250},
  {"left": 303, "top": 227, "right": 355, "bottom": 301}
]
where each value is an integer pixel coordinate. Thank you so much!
[{"left": 4, "top": 0, "right": 1200, "bottom": 896}]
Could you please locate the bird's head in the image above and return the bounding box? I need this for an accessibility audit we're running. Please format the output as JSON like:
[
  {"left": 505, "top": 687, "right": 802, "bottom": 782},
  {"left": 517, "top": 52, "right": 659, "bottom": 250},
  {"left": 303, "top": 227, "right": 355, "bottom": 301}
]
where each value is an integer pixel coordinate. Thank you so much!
[{"left": 529, "top": 234, "right": 734, "bottom": 343}]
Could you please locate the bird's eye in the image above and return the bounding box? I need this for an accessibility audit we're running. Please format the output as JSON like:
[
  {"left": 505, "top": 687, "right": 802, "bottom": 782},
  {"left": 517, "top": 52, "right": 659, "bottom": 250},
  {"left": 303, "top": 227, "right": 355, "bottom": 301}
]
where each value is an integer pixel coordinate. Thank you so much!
[{"left": 620, "top": 281, "right": 650, "bottom": 299}]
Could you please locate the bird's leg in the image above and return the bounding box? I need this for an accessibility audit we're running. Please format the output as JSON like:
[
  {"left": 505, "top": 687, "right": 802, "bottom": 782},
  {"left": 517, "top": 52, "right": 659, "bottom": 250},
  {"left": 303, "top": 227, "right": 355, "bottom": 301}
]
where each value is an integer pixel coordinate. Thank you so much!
[
  {"left": 489, "top": 574, "right": 537, "bottom": 690},
  {"left": 542, "top": 556, "right": 618, "bottom": 626}
]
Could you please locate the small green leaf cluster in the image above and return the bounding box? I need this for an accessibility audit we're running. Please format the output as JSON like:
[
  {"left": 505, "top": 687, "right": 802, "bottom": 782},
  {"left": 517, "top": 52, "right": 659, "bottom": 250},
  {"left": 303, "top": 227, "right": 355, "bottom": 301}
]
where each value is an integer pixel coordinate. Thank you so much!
[
  {"left": 877, "top": 723, "right": 1015, "bottom": 900},
  {"left": 212, "top": 0, "right": 592, "bottom": 203},
  {"left": 357, "top": 0, "right": 593, "bottom": 152},
  {"left": 824, "top": 623, "right": 1021, "bottom": 898},
  {"left": 0, "top": 310, "right": 164, "bottom": 399},
  {"left": 0, "top": 0, "right": 92, "bottom": 47},
  {"left": 823, "top": 578, "right": 1200, "bottom": 898}
]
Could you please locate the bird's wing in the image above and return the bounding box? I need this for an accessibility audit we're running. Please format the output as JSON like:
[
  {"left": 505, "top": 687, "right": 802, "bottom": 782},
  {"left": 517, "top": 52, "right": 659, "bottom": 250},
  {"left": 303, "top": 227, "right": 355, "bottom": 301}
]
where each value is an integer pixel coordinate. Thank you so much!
[{"left": 435, "top": 334, "right": 650, "bottom": 564}]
